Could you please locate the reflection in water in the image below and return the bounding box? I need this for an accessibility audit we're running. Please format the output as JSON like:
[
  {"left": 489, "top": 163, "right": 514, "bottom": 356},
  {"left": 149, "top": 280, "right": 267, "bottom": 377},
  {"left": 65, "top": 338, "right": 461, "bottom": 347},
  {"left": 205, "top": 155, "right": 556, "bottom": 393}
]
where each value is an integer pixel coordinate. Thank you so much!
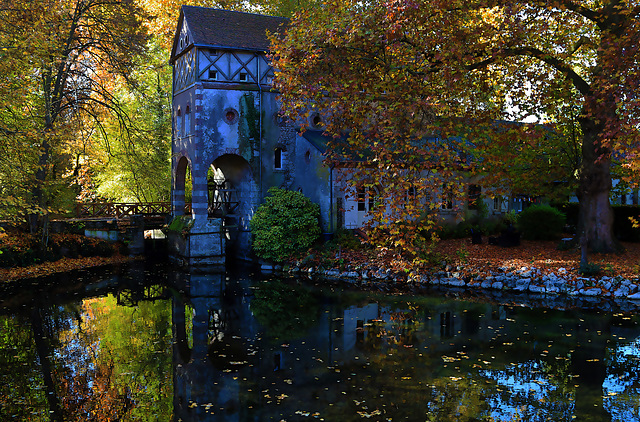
[{"left": 1, "top": 263, "right": 640, "bottom": 421}]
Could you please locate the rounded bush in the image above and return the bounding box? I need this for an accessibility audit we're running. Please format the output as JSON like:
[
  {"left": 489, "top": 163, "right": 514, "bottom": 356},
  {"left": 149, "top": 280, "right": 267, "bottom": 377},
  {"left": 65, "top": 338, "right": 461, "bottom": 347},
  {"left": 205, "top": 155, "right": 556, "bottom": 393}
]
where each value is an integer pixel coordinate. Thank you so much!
[
  {"left": 517, "top": 205, "right": 566, "bottom": 240},
  {"left": 250, "top": 187, "right": 321, "bottom": 262}
]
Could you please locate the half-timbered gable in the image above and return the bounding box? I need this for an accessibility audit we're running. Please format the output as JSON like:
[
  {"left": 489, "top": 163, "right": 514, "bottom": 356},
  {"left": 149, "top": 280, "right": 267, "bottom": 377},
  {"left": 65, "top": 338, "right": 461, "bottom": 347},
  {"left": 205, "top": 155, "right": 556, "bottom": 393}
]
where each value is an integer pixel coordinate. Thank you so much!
[{"left": 171, "top": 7, "right": 283, "bottom": 92}]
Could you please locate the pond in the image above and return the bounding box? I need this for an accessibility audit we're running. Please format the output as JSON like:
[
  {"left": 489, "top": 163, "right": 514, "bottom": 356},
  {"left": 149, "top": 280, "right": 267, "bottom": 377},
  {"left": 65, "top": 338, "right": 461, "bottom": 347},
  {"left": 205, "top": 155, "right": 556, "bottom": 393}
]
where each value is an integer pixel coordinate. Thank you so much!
[{"left": 1, "top": 261, "right": 640, "bottom": 421}]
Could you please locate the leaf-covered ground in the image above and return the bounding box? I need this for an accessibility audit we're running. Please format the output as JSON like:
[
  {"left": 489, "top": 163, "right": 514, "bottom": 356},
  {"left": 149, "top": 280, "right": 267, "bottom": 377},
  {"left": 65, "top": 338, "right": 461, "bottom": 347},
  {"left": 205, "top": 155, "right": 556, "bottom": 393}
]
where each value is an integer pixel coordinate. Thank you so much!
[
  {"left": 436, "top": 238, "right": 640, "bottom": 279},
  {"left": 0, "top": 254, "right": 136, "bottom": 282},
  {"left": 4, "top": 230, "right": 640, "bottom": 284},
  {"left": 0, "top": 230, "right": 135, "bottom": 282},
  {"left": 311, "top": 238, "right": 640, "bottom": 282}
]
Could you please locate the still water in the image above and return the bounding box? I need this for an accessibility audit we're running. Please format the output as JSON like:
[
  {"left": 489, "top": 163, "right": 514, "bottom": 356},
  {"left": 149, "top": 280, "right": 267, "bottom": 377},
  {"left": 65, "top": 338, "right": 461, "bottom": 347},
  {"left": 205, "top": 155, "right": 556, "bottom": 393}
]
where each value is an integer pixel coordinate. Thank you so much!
[{"left": 1, "top": 261, "right": 640, "bottom": 421}]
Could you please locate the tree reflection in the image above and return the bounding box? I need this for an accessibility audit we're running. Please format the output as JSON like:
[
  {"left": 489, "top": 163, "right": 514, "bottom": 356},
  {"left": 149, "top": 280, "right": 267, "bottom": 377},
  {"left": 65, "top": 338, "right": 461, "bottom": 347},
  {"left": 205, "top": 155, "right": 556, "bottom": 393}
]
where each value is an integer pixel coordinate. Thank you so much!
[
  {"left": 65, "top": 295, "right": 173, "bottom": 420},
  {"left": 0, "top": 314, "right": 48, "bottom": 420},
  {"left": 0, "top": 289, "right": 172, "bottom": 421},
  {"left": 4, "top": 270, "right": 640, "bottom": 421},
  {"left": 603, "top": 339, "right": 640, "bottom": 421},
  {"left": 250, "top": 280, "right": 320, "bottom": 341}
]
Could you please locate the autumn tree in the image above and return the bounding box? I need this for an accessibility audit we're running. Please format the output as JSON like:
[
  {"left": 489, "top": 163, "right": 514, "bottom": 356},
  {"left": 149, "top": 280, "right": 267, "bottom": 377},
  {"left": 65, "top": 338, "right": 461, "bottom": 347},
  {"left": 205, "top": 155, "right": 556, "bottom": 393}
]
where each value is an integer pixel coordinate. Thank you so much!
[
  {"left": 89, "top": 41, "right": 172, "bottom": 203},
  {"left": 86, "top": 0, "right": 317, "bottom": 202},
  {"left": 271, "top": 0, "right": 640, "bottom": 253},
  {"left": 0, "top": 0, "right": 148, "bottom": 234}
]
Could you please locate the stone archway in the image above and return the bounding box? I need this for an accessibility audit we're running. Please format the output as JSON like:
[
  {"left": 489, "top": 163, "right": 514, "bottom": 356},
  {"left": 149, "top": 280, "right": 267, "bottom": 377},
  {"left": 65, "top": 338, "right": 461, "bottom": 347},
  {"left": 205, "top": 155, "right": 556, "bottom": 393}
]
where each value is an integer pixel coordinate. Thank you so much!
[
  {"left": 208, "top": 154, "right": 256, "bottom": 260},
  {"left": 172, "top": 155, "right": 193, "bottom": 217}
]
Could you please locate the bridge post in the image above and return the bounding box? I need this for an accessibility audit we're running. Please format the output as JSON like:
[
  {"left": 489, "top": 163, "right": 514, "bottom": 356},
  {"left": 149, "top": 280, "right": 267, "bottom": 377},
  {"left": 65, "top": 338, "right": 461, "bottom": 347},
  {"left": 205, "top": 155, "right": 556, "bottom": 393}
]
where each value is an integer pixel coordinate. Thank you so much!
[{"left": 126, "top": 215, "right": 145, "bottom": 255}]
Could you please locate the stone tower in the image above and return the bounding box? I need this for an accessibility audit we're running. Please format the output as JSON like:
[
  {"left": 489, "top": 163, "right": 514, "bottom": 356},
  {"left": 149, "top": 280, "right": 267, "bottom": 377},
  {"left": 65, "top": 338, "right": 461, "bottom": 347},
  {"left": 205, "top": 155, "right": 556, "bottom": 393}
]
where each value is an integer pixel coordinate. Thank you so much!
[{"left": 168, "top": 7, "right": 290, "bottom": 265}]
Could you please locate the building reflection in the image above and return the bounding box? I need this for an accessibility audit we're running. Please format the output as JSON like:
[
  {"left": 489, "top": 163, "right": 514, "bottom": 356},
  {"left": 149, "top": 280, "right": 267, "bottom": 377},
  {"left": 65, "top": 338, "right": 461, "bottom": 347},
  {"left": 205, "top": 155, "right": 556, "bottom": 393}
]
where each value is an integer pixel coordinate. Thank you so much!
[
  {"left": 170, "top": 270, "right": 257, "bottom": 421},
  {"left": 163, "top": 268, "right": 640, "bottom": 422}
]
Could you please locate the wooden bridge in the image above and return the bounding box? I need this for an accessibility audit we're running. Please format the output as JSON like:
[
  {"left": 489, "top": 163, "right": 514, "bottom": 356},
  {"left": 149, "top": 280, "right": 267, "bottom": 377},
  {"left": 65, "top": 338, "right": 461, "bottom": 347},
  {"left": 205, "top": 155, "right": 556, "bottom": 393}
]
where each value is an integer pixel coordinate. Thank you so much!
[
  {"left": 77, "top": 202, "right": 168, "bottom": 219},
  {"left": 75, "top": 202, "right": 191, "bottom": 230}
]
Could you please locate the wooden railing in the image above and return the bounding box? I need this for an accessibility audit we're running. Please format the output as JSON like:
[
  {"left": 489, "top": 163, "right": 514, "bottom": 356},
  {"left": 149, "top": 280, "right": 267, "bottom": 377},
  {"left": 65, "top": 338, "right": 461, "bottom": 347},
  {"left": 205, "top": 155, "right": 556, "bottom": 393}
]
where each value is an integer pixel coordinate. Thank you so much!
[
  {"left": 76, "top": 202, "right": 185, "bottom": 218},
  {"left": 76, "top": 202, "right": 193, "bottom": 218}
]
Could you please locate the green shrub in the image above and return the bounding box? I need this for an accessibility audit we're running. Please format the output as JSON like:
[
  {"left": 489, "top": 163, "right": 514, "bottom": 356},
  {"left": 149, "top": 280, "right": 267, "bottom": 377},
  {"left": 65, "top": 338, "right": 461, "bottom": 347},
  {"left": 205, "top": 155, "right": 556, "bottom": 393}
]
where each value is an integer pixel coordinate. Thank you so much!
[
  {"left": 250, "top": 187, "right": 321, "bottom": 262},
  {"left": 165, "top": 215, "right": 194, "bottom": 234},
  {"left": 516, "top": 205, "right": 566, "bottom": 240},
  {"left": 502, "top": 210, "right": 518, "bottom": 227}
]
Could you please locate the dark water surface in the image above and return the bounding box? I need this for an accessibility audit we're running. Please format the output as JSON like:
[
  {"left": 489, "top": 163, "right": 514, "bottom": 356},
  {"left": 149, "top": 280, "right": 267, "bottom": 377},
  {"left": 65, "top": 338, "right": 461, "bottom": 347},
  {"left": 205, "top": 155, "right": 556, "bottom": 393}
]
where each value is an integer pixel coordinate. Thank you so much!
[{"left": 1, "top": 261, "right": 640, "bottom": 421}]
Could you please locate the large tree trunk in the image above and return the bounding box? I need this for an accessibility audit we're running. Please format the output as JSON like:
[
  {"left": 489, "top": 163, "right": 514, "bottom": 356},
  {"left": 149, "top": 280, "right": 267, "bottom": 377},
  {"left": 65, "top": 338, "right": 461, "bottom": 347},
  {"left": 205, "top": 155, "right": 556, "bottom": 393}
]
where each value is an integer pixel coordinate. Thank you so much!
[{"left": 577, "top": 117, "right": 616, "bottom": 253}]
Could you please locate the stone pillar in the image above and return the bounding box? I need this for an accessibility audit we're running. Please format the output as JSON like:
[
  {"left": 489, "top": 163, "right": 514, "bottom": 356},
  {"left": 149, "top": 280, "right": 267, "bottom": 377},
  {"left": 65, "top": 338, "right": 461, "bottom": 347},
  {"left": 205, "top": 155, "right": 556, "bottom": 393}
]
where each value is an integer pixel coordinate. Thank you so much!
[
  {"left": 187, "top": 218, "right": 226, "bottom": 265},
  {"left": 126, "top": 215, "right": 145, "bottom": 255}
]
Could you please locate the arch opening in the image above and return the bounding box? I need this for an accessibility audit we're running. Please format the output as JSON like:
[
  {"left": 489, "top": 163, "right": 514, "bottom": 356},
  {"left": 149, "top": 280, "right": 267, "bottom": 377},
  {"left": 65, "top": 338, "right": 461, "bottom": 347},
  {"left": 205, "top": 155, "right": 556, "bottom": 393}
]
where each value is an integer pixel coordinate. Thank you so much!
[
  {"left": 174, "top": 156, "right": 193, "bottom": 216},
  {"left": 207, "top": 154, "right": 252, "bottom": 219}
]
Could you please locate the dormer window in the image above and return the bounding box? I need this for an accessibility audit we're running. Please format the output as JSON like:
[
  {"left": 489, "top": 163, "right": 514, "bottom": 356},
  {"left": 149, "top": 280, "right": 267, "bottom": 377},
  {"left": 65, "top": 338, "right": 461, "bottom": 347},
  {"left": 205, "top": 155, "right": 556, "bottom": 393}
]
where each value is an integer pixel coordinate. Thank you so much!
[
  {"left": 208, "top": 69, "right": 218, "bottom": 80},
  {"left": 310, "top": 112, "right": 323, "bottom": 129}
]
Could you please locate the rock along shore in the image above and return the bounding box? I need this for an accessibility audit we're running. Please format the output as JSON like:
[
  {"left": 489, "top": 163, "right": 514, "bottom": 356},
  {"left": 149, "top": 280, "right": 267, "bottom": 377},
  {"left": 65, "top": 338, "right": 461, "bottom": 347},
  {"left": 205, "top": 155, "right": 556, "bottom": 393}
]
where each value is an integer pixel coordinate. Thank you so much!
[{"left": 260, "top": 262, "right": 640, "bottom": 311}]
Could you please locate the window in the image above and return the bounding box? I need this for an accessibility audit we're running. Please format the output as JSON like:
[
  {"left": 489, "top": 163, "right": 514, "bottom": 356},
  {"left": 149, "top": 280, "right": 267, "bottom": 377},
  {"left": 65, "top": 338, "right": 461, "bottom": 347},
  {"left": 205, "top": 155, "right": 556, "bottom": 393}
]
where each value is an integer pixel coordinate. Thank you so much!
[
  {"left": 357, "top": 185, "right": 379, "bottom": 211},
  {"left": 239, "top": 72, "right": 248, "bottom": 82},
  {"left": 493, "top": 196, "right": 502, "bottom": 211},
  {"left": 274, "top": 148, "right": 283, "bottom": 169},
  {"left": 175, "top": 108, "right": 182, "bottom": 138},
  {"left": 310, "top": 112, "right": 323, "bottom": 129},
  {"left": 223, "top": 108, "right": 239, "bottom": 125},
  {"left": 368, "top": 187, "right": 378, "bottom": 210},
  {"left": 468, "top": 184, "right": 481, "bottom": 210},
  {"left": 208, "top": 69, "right": 218, "bottom": 80},
  {"left": 404, "top": 186, "right": 417, "bottom": 209},
  {"left": 184, "top": 106, "right": 191, "bottom": 136},
  {"left": 441, "top": 183, "right": 453, "bottom": 210},
  {"left": 357, "top": 186, "right": 366, "bottom": 211}
]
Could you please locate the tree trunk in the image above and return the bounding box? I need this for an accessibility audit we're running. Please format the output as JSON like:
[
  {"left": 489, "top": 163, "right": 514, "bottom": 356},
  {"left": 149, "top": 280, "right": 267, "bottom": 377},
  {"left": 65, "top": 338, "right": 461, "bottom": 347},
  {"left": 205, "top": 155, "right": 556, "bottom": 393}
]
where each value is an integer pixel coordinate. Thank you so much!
[
  {"left": 28, "top": 138, "right": 51, "bottom": 242},
  {"left": 577, "top": 117, "right": 616, "bottom": 253}
]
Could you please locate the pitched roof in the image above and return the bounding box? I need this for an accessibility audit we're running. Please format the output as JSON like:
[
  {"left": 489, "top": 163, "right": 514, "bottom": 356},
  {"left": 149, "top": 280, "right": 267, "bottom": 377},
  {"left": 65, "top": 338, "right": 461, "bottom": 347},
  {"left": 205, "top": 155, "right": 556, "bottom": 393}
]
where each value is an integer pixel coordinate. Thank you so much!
[{"left": 180, "top": 6, "right": 288, "bottom": 52}]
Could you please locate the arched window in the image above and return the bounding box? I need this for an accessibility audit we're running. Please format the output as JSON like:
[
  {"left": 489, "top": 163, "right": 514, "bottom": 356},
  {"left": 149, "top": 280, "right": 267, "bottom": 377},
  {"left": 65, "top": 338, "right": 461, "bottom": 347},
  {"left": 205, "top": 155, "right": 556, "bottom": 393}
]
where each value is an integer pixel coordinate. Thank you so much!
[
  {"left": 184, "top": 105, "right": 191, "bottom": 136},
  {"left": 175, "top": 108, "right": 182, "bottom": 138}
]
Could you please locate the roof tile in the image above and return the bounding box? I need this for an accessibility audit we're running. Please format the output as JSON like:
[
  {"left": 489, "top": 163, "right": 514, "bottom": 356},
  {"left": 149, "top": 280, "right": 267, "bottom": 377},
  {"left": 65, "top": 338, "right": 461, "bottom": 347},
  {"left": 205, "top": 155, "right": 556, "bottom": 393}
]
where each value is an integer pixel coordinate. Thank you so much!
[{"left": 182, "top": 6, "right": 288, "bottom": 52}]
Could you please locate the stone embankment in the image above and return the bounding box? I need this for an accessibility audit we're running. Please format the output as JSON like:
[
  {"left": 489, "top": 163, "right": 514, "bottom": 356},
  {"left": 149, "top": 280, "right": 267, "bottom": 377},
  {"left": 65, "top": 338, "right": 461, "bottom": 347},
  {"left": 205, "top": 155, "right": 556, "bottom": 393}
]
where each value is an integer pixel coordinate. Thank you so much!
[{"left": 264, "top": 262, "right": 640, "bottom": 305}]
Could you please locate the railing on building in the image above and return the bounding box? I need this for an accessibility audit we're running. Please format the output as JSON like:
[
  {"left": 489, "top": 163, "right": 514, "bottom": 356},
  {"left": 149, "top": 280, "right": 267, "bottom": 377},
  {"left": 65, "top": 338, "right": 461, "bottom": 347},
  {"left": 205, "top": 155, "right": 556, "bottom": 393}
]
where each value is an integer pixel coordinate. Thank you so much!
[{"left": 208, "top": 181, "right": 240, "bottom": 218}]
